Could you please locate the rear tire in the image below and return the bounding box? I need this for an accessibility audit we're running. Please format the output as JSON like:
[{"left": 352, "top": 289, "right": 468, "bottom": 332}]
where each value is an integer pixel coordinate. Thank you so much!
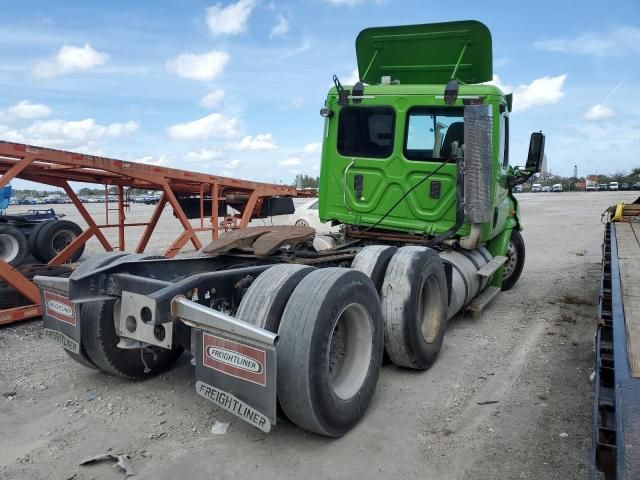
[
  {"left": 236, "top": 264, "right": 316, "bottom": 422},
  {"left": 0, "top": 224, "right": 28, "bottom": 267},
  {"left": 35, "top": 220, "right": 84, "bottom": 263},
  {"left": 351, "top": 245, "right": 397, "bottom": 294},
  {"left": 236, "top": 264, "right": 316, "bottom": 332},
  {"left": 65, "top": 253, "right": 131, "bottom": 369},
  {"left": 27, "top": 221, "right": 53, "bottom": 263},
  {"left": 82, "top": 299, "right": 183, "bottom": 380},
  {"left": 501, "top": 230, "right": 525, "bottom": 291},
  {"left": 381, "top": 246, "right": 447, "bottom": 370},
  {"left": 0, "top": 264, "right": 72, "bottom": 309},
  {"left": 277, "top": 268, "right": 384, "bottom": 437}
]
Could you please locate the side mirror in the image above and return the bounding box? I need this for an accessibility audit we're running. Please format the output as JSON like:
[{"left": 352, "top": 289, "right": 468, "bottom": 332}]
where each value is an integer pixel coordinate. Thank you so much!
[{"left": 526, "top": 132, "right": 545, "bottom": 172}]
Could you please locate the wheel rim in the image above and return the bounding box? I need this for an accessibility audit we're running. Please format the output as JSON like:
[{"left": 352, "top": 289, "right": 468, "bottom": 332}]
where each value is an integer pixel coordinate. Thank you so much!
[
  {"left": 0, "top": 234, "right": 19, "bottom": 262},
  {"left": 503, "top": 241, "right": 517, "bottom": 280},
  {"left": 420, "top": 274, "right": 442, "bottom": 344},
  {"left": 51, "top": 230, "right": 76, "bottom": 253},
  {"left": 328, "top": 303, "right": 373, "bottom": 400},
  {"left": 295, "top": 219, "right": 309, "bottom": 227}
]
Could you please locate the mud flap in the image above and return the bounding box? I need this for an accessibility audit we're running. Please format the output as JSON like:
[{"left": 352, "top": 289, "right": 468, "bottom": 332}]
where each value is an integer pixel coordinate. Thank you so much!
[
  {"left": 39, "top": 287, "right": 81, "bottom": 354},
  {"left": 172, "top": 297, "right": 278, "bottom": 433},
  {"left": 194, "top": 329, "right": 277, "bottom": 432}
]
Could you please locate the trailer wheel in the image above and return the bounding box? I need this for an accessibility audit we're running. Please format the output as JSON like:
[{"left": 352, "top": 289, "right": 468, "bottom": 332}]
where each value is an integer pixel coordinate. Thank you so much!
[
  {"left": 501, "top": 229, "right": 525, "bottom": 291},
  {"left": 27, "top": 221, "right": 53, "bottom": 263},
  {"left": 351, "top": 245, "right": 397, "bottom": 294},
  {"left": 0, "top": 264, "right": 72, "bottom": 309},
  {"left": 236, "top": 264, "right": 316, "bottom": 332},
  {"left": 0, "top": 224, "right": 28, "bottom": 267},
  {"left": 277, "top": 268, "right": 383, "bottom": 437},
  {"left": 381, "top": 246, "right": 447, "bottom": 370},
  {"left": 64, "top": 252, "right": 131, "bottom": 370},
  {"left": 82, "top": 299, "right": 183, "bottom": 380},
  {"left": 35, "top": 220, "right": 85, "bottom": 263}
]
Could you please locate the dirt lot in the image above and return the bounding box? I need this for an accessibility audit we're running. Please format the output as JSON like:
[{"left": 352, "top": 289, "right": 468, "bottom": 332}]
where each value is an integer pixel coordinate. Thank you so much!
[{"left": 0, "top": 191, "right": 637, "bottom": 479}]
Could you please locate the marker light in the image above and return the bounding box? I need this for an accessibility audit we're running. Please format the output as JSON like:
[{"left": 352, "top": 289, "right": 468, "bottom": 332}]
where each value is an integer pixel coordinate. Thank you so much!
[{"left": 320, "top": 107, "right": 334, "bottom": 118}]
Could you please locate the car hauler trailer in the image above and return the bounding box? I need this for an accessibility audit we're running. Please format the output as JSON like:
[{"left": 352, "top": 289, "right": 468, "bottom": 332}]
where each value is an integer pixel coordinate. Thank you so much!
[
  {"left": 34, "top": 20, "right": 545, "bottom": 437},
  {"left": 592, "top": 200, "right": 640, "bottom": 479}
]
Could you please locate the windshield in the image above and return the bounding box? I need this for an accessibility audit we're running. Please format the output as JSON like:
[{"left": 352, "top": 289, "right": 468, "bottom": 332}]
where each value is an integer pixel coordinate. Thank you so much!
[{"left": 404, "top": 107, "right": 465, "bottom": 161}]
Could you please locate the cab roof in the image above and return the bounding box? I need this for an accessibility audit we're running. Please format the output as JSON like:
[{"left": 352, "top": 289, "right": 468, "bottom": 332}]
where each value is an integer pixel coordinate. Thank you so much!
[{"left": 355, "top": 20, "right": 493, "bottom": 85}]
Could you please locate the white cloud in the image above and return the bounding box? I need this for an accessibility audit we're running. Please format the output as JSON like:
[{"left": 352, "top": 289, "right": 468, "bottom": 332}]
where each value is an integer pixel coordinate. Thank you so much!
[
  {"left": 32, "top": 44, "right": 109, "bottom": 79},
  {"left": 166, "top": 50, "right": 229, "bottom": 82},
  {"left": 199, "top": 89, "right": 225, "bottom": 109},
  {"left": 230, "top": 133, "right": 277, "bottom": 151},
  {"left": 534, "top": 26, "right": 640, "bottom": 56},
  {"left": 343, "top": 68, "right": 360, "bottom": 85},
  {"left": 485, "top": 74, "right": 512, "bottom": 93},
  {"left": 206, "top": 0, "right": 256, "bottom": 37},
  {"left": 1, "top": 118, "right": 138, "bottom": 148},
  {"left": 167, "top": 113, "right": 238, "bottom": 140},
  {"left": 512, "top": 74, "right": 567, "bottom": 112},
  {"left": 486, "top": 74, "right": 568, "bottom": 112},
  {"left": 583, "top": 104, "right": 615, "bottom": 121},
  {"left": 186, "top": 148, "right": 223, "bottom": 162},
  {"left": 302, "top": 142, "right": 321, "bottom": 154},
  {"left": 279, "top": 37, "right": 314, "bottom": 60},
  {"left": 278, "top": 157, "right": 301, "bottom": 166},
  {"left": 270, "top": 14, "right": 289, "bottom": 37},
  {"left": 228, "top": 159, "right": 242, "bottom": 168},
  {"left": 0, "top": 100, "right": 51, "bottom": 121}
]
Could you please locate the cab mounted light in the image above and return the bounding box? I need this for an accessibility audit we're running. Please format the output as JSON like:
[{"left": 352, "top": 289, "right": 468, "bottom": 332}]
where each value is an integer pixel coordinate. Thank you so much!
[
  {"left": 444, "top": 79, "right": 459, "bottom": 105},
  {"left": 320, "top": 107, "right": 334, "bottom": 118}
]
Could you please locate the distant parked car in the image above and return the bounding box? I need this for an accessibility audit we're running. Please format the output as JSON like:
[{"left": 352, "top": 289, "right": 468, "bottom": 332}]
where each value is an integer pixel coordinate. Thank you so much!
[
  {"left": 586, "top": 183, "right": 596, "bottom": 191},
  {"left": 542, "top": 186, "right": 552, "bottom": 192},
  {"left": 532, "top": 183, "right": 542, "bottom": 192},
  {"left": 632, "top": 182, "right": 640, "bottom": 191},
  {"left": 598, "top": 184, "right": 608, "bottom": 191},
  {"left": 609, "top": 181, "right": 619, "bottom": 191},
  {"left": 620, "top": 183, "right": 630, "bottom": 191},
  {"left": 552, "top": 183, "right": 563, "bottom": 192}
]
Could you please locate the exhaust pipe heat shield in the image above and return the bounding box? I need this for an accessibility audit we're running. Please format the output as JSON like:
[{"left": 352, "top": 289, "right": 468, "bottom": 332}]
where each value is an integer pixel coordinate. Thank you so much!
[{"left": 463, "top": 104, "right": 493, "bottom": 224}]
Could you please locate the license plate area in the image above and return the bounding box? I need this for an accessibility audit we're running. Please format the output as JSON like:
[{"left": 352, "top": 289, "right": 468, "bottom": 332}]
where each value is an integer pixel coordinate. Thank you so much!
[
  {"left": 194, "top": 329, "right": 277, "bottom": 432},
  {"left": 40, "top": 289, "right": 81, "bottom": 353}
]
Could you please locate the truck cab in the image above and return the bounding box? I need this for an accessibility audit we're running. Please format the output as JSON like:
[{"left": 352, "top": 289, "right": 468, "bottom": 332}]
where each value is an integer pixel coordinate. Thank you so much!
[
  {"left": 609, "top": 181, "right": 619, "bottom": 191},
  {"left": 319, "top": 21, "right": 543, "bottom": 260}
]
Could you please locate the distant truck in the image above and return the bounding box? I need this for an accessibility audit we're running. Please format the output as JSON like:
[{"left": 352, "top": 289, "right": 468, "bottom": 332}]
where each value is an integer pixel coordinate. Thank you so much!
[
  {"left": 532, "top": 183, "right": 542, "bottom": 192},
  {"left": 586, "top": 180, "right": 597, "bottom": 191},
  {"left": 552, "top": 183, "right": 563, "bottom": 192},
  {"left": 609, "top": 181, "right": 619, "bottom": 191}
]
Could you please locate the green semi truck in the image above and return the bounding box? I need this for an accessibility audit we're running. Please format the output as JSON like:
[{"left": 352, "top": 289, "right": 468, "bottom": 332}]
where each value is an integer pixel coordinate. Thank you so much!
[{"left": 35, "top": 20, "right": 544, "bottom": 437}]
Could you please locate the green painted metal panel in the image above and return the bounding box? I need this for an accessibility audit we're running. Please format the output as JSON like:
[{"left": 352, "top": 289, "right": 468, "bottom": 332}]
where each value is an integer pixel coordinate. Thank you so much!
[{"left": 355, "top": 20, "right": 492, "bottom": 85}]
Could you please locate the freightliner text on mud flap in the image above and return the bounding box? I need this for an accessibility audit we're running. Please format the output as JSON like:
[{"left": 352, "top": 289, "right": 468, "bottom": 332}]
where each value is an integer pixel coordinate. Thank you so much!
[{"left": 171, "top": 295, "right": 278, "bottom": 433}]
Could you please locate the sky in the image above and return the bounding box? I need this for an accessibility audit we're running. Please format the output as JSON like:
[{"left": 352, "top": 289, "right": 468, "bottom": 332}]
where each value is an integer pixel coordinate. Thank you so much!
[{"left": 0, "top": 0, "right": 638, "bottom": 191}]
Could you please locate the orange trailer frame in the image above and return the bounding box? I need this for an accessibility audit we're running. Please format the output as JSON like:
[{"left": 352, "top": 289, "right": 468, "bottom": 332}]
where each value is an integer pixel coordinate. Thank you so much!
[{"left": 0, "top": 141, "right": 298, "bottom": 325}]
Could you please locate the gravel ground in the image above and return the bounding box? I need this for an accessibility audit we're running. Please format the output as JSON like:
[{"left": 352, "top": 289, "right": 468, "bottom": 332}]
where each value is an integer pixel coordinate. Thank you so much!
[{"left": 0, "top": 191, "right": 637, "bottom": 480}]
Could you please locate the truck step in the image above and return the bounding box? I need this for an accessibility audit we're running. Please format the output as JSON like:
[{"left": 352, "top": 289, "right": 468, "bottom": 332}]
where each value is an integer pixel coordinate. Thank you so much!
[
  {"left": 466, "top": 286, "right": 501, "bottom": 319},
  {"left": 476, "top": 256, "right": 507, "bottom": 278}
]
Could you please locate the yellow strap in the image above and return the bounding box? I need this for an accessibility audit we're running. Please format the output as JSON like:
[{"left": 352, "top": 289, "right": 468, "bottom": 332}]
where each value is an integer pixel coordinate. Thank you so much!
[{"left": 613, "top": 203, "right": 624, "bottom": 222}]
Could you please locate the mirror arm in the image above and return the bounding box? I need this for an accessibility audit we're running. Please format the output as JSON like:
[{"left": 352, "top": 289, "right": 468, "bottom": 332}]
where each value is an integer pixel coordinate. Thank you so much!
[{"left": 507, "top": 168, "right": 535, "bottom": 189}]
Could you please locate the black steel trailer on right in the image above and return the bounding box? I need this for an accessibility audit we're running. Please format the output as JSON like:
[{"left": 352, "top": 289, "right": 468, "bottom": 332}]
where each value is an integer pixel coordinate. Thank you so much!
[{"left": 592, "top": 201, "right": 640, "bottom": 479}]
